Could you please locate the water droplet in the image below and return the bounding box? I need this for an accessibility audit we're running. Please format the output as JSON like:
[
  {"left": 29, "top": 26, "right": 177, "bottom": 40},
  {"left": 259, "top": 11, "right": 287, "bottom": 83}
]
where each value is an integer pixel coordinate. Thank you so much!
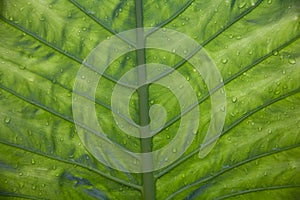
[
  {"left": 4, "top": 117, "right": 11, "bottom": 124},
  {"left": 228, "top": 34, "right": 234, "bottom": 39},
  {"left": 231, "top": 97, "right": 237, "bottom": 103},
  {"left": 288, "top": 58, "right": 296, "bottom": 64},
  {"left": 32, "top": 185, "right": 36, "bottom": 190},
  {"left": 172, "top": 148, "right": 177, "bottom": 153},
  {"left": 48, "top": 4, "right": 53, "bottom": 9},
  {"left": 19, "top": 172, "right": 23, "bottom": 176},
  {"left": 272, "top": 50, "right": 278, "bottom": 56},
  {"left": 31, "top": 159, "right": 35, "bottom": 164},
  {"left": 82, "top": 27, "right": 87, "bottom": 31},
  {"left": 267, "top": 0, "right": 272, "bottom": 4},
  {"left": 236, "top": 35, "right": 242, "bottom": 40},
  {"left": 81, "top": 75, "right": 85, "bottom": 79},
  {"left": 222, "top": 58, "right": 228, "bottom": 64},
  {"left": 179, "top": 85, "right": 183, "bottom": 89},
  {"left": 238, "top": 2, "right": 246, "bottom": 9},
  {"left": 67, "top": 11, "right": 72, "bottom": 18},
  {"left": 164, "top": 157, "right": 169, "bottom": 161},
  {"left": 19, "top": 182, "right": 24, "bottom": 188},
  {"left": 249, "top": 50, "right": 253, "bottom": 55},
  {"left": 220, "top": 107, "right": 225, "bottom": 112}
]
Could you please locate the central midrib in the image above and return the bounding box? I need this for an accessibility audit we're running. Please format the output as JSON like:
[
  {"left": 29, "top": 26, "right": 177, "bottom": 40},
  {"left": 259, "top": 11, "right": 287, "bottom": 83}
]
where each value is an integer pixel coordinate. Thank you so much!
[{"left": 134, "top": 0, "right": 156, "bottom": 199}]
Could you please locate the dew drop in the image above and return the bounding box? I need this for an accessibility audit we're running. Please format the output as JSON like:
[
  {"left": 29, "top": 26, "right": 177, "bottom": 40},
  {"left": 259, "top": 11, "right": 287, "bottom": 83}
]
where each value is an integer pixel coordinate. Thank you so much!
[
  {"left": 4, "top": 117, "right": 11, "bottom": 124},
  {"left": 67, "top": 11, "right": 72, "bottom": 18},
  {"left": 272, "top": 50, "right": 278, "bottom": 56},
  {"left": 288, "top": 58, "right": 296, "bottom": 64},
  {"left": 31, "top": 158, "right": 35, "bottom": 164},
  {"left": 236, "top": 35, "right": 242, "bottom": 40},
  {"left": 172, "top": 148, "right": 177, "bottom": 153},
  {"left": 222, "top": 58, "right": 228, "bottom": 64},
  {"left": 238, "top": 2, "right": 246, "bottom": 9},
  {"left": 19, "top": 182, "right": 24, "bottom": 188},
  {"left": 231, "top": 96, "right": 237, "bottom": 103}
]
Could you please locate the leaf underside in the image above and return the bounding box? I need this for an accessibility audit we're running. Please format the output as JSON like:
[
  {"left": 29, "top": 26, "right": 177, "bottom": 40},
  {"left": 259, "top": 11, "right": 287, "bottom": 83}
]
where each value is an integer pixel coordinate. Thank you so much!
[{"left": 0, "top": 0, "right": 300, "bottom": 199}]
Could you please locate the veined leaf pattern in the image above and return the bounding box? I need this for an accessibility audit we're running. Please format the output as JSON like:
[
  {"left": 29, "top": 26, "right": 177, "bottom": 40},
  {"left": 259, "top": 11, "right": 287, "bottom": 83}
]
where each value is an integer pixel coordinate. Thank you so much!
[{"left": 0, "top": 0, "right": 299, "bottom": 199}]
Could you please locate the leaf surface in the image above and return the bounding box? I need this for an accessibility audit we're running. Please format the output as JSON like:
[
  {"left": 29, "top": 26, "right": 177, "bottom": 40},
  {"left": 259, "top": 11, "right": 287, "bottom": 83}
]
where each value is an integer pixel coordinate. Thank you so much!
[{"left": 0, "top": 0, "right": 299, "bottom": 199}]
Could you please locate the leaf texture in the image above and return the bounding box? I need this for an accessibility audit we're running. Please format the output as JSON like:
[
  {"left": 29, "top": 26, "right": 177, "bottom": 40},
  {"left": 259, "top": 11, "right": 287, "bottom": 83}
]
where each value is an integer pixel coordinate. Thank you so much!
[{"left": 0, "top": 0, "right": 299, "bottom": 199}]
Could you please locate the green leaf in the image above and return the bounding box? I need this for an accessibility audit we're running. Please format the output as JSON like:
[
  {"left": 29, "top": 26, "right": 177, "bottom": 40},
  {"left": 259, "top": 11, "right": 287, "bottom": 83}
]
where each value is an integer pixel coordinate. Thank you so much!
[{"left": 0, "top": 0, "right": 300, "bottom": 199}]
